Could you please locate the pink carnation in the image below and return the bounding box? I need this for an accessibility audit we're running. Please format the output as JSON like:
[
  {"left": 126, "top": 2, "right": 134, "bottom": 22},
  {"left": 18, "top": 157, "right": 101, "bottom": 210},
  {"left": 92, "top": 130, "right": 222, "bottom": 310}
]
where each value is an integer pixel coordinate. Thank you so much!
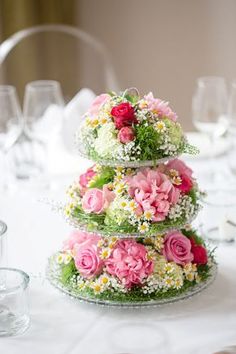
[
  {"left": 166, "top": 159, "right": 193, "bottom": 193},
  {"left": 143, "top": 92, "right": 177, "bottom": 122},
  {"left": 105, "top": 240, "right": 154, "bottom": 288},
  {"left": 88, "top": 93, "right": 110, "bottom": 116},
  {"left": 79, "top": 165, "right": 96, "bottom": 195},
  {"left": 126, "top": 168, "right": 180, "bottom": 221},
  {"left": 163, "top": 230, "right": 193, "bottom": 266},
  {"left": 82, "top": 186, "right": 115, "bottom": 214}
]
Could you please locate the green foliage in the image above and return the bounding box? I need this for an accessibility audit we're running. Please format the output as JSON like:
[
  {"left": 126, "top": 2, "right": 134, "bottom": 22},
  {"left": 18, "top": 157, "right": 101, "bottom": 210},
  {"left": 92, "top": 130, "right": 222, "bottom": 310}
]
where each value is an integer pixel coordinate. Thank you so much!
[
  {"left": 124, "top": 93, "right": 139, "bottom": 105},
  {"left": 60, "top": 261, "right": 77, "bottom": 286},
  {"left": 135, "top": 123, "right": 162, "bottom": 160},
  {"left": 89, "top": 166, "right": 115, "bottom": 189}
]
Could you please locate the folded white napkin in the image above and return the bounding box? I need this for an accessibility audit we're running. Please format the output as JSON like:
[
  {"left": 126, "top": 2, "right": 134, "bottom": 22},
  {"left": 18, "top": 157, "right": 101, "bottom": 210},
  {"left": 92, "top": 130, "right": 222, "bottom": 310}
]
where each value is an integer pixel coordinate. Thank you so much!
[
  {"left": 47, "top": 88, "right": 96, "bottom": 175},
  {"left": 63, "top": 88, "right": 96, "bottom": 154}
]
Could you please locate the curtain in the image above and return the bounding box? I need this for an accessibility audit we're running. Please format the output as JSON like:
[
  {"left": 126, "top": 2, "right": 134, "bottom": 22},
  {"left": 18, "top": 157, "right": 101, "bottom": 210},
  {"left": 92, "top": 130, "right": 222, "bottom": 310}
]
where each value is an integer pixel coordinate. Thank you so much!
[{"left": 0, "top": 0, "right": 78, "bottom": 101}]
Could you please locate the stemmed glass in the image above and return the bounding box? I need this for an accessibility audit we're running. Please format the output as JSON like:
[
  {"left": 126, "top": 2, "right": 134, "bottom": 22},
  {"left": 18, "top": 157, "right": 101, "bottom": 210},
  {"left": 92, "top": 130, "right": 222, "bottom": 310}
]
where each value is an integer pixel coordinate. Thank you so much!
[
  {"left": 192, "top": 77, "right": 229, "bottom": 182},
  {"left": 0, "top": 86, "right": 22, "bottom": 186},
  {"left": 227, "top": 80, "right": 236, "bottom": 175},
  {"left": 23, "top": 80, "right": 64, "bottom": 141},
  {"left": 7, "top": 80, "right": 64, "bottom": 182}
]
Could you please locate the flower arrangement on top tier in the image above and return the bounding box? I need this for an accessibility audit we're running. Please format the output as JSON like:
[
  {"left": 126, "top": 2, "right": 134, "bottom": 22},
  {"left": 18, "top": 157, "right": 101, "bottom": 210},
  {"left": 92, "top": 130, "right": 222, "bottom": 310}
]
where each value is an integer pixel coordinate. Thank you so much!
[
  {"left": 64, "top": 159, "right": 201, "bottom": 236},
  {"left": 77, "top": 88, "right": 197, "bottom": 165},
  {"left": 49, "top": 227, "right": 215, "bottom": 303}
]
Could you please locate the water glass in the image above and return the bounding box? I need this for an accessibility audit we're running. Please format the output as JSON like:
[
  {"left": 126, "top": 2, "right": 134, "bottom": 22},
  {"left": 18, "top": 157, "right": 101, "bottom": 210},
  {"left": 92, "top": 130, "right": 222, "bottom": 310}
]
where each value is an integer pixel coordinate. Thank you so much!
[
  {"left": 0, "top": 220, "right": 7, "bottom": 268},
  {"left": 0, "top": 268, "right": 30, "bottom": 336},
  {"left": 192, "top": 77, "right": 229, "bottom": 181},
  {"left": 23, "top": 80, "right": 64, "bottom": 141},
  {"left": 0, "top": 85, "right": 22, "bottom": 153},
  {"left": 199, "top": 188, "right": 236, "bottom": 243}
]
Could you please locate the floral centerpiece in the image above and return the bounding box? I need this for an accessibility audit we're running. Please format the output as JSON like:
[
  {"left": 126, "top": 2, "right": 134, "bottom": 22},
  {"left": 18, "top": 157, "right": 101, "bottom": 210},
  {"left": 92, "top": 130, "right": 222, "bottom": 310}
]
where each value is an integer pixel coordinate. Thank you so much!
[
  {"left": 47, "top": 88, "right": 216, "bottom": 306},
  {"left": 77, "top": 89, "right": 197, "bottom": 165}
]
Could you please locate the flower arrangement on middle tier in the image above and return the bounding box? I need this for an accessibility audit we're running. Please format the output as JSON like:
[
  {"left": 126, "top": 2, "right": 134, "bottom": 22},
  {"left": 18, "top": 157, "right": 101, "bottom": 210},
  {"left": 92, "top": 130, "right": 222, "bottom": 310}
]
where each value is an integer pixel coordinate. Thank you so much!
[{"left": 65, "top": 159, "right": 201, "bottom": 236}]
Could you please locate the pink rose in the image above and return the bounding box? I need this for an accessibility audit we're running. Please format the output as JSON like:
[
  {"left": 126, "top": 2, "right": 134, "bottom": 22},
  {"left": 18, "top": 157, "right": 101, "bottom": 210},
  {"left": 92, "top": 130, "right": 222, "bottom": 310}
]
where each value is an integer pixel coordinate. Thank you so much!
[
  {"left": 79, "top": 165, "right": 96, "bottom": 195},
  {"left": 166, "top": 159, "right": 193, "bottom": 193},
  {"left": 82, "top": 186, "right": 115, "bottom": 214},
  {"left": 88, "top": 94, "right": 110, "bottom": 116},
  {"left": 105, "top": 240, "right": 154, "bottom": 288},
  {"left": 143, "top": 92, "right": 177, "bottom": 121},
  {"left": 63, "top": 230, "right": 101, "bottom": 252},
  {"left": 126, "top": 168, "right": 180, "bottom": 222},
  {"left": 74, "top": 244, "right": 103, "bottom": 279},
  {"left": 163, "top": 231, "right": 193, "bottom": 266},
  {"left": 118, "top": 126, "right": 135, "bottom": 144}
]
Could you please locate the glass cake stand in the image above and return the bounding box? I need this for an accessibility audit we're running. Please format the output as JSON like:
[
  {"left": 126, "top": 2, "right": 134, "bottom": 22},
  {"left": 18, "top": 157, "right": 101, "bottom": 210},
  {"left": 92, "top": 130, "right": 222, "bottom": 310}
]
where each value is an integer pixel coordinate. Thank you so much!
[
  {"left": 75, "top": 134, "right": 189, "bottom": 168},
  {"left": 46, "top": 256, "right": 217, "bottom": 308}
]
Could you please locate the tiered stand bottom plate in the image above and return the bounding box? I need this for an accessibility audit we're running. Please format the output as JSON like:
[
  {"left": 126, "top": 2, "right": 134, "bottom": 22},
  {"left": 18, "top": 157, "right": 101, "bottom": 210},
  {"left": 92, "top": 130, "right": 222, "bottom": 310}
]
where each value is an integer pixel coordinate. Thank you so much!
[{"left": 46, "top": 256, "right": 217, "bottom": 308}]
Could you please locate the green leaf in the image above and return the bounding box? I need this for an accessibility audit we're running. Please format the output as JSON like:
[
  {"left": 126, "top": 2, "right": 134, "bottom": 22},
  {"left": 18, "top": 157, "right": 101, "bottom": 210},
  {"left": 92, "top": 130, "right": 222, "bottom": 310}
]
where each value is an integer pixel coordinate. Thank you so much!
[
  {"left": 89, "top": 166, "right": 115, "bottom": 189},
  {"left": 61, "top": 261, "right": 77, "bottom": 286}
]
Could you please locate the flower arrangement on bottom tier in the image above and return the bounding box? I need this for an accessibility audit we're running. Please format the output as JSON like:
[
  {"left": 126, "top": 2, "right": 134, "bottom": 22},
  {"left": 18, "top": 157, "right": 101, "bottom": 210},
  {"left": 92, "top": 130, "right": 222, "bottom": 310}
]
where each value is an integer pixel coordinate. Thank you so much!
[{"left": 48, "top": 227, "right": 216, "bottom": 304}]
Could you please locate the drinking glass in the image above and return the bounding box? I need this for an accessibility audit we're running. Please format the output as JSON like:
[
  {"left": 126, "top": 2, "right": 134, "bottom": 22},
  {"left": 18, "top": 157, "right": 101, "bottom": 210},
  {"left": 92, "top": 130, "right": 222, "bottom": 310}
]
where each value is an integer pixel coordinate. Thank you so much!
[
  {"left": 0, "top": 86, "right": 22, "bottom": 186},
  {"left": 23, "top": 80, "right": 64, "bottom": 141},
  {"left": 198, "top": 188, "right": 236, "bottom": 243},
  {"left": 0, "top": 85, "right": 22, "bottom": 153},
  {"left": 0, "top": 268, "right": 30, "bottom": 336},
  {"left": 227, "top": 80, "right": 236, "bottom": 175},
  {"left": 192, "top": 77, "right": 229, "bottom": 181},
  {"left": 7, "top": 81, "right": 64, "bottom": 182},
  {"left": 0, "top": 221, "right": 7, "bottom": 268}
]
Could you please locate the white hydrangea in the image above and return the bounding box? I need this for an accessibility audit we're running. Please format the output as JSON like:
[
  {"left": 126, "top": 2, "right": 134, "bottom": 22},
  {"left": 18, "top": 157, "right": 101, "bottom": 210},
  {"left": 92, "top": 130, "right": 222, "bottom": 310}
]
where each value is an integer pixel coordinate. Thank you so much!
[{"left": 93, "top": 122, "right": 121, "bottom": 159}]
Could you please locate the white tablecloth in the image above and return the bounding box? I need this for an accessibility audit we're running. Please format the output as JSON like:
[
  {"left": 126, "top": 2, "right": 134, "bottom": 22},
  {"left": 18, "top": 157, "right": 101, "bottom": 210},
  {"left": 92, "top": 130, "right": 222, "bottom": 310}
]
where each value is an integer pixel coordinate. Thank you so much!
[{"left": 1, "top": 150, "right": 236, "bottom": 354}]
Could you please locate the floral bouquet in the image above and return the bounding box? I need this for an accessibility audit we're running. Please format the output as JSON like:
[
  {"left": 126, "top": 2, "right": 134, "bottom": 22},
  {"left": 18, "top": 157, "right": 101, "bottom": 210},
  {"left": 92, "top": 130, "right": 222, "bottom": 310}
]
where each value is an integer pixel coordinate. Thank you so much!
[
  {"left": 47, "top": 88, "right": 216, "bottom": 306},
  {"left": 77, "top": 89, "right": 197, "bottom": 165},
  {"left": 64, "top": 159, "right": 200, "bottom": 236},
  {"left": 49, "top": 227, "right": 215, "bottom": 304}
]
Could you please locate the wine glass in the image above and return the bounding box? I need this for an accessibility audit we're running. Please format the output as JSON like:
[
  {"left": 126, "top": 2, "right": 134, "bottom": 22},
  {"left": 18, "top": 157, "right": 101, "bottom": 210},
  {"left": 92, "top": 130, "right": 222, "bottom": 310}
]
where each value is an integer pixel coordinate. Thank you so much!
[
  {"left": 0, "top": 86, "right": 22, "bottom": 187},
  {"left": 23, "top": 80, "right": 64, "bottom": 141},
  {"left": 7, "top": 81, "right": 64, "bottom": 183},
  {"left": 192, "top": 77, "right": 229, "bottom": 182},
  {"left": 0, "top": 85, "right": 22, "bottom": 153},
  {"left": 227, "top": 80, "right": 236, "bottom": 175}
]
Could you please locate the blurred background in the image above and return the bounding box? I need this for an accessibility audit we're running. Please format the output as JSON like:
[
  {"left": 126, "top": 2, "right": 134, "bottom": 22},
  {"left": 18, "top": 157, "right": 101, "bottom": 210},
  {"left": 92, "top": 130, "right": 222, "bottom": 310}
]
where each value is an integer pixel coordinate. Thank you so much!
[{"left": 1, "top": 0, "right": 236, "bottom": 130}]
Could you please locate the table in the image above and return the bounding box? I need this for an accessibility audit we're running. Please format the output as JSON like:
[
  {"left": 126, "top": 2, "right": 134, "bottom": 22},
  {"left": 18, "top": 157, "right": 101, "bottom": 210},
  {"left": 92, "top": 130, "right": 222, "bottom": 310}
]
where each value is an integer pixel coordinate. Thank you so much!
[{"left": 1, "top": 150, "right": 236, "bottom": 354}]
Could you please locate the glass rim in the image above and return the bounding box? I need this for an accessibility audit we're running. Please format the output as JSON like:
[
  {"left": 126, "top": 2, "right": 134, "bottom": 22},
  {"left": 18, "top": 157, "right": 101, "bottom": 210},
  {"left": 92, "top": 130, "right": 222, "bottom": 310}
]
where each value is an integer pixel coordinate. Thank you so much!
[
  {"left": 0, "top": 220, "right": 7, "bottom": 236},
  {"left": 197, "top": 76, "right": 226, "bottom": 87},
  {"left": 25, "top": 80, "right": 61, "bottom": 91},
  {"left": 0, "top": 268, "right": 30, "bottom": 295}
]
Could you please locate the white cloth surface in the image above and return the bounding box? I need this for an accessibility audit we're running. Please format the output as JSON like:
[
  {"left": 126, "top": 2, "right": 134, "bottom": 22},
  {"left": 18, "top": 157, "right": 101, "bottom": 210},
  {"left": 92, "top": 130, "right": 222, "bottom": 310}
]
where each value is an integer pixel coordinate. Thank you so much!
[{"left": 1, "top": 134, "right": 236, "bottom": 354}]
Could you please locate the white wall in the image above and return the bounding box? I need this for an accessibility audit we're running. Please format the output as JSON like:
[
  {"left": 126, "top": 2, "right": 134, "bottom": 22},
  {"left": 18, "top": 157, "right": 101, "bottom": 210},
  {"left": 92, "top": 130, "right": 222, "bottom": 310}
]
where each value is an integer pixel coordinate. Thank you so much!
[{"left": 77, "top": 0, "right": 236, "bottom": 130}]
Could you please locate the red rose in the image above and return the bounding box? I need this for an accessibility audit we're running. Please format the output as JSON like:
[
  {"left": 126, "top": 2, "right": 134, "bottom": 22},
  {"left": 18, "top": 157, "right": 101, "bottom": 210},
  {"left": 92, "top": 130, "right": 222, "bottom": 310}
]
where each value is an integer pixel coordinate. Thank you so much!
[
  {"left": 118, "top": 126, "right": 135, "bottom": 144},
  {"left": 111, "top": 102, "right": 138, "bottom": 129},
  {"left": 192, "top": 244, "right": 208, "bottom": 265}
]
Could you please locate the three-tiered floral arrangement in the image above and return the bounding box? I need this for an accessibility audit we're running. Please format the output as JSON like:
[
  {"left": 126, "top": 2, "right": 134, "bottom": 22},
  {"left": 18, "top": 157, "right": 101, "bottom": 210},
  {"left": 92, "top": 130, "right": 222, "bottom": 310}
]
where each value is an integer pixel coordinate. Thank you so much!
[{"left": 48, "top": 88, "right": 216, "bottom": 305}]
